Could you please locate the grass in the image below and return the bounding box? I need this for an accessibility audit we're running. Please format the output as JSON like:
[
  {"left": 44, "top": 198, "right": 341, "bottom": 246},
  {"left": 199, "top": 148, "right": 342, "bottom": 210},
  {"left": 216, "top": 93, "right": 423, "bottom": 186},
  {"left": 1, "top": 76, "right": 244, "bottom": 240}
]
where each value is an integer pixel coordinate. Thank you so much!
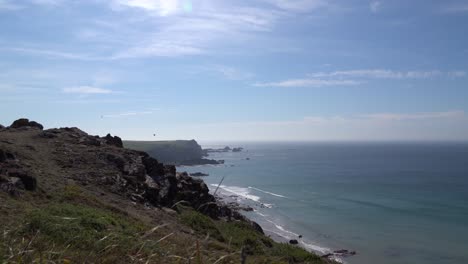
[
  {"left": 0, "top": 186, "right": 332, "bottom": 264},
  {"left": 178, "top": 206, "right": 329, "bottom": 264}
]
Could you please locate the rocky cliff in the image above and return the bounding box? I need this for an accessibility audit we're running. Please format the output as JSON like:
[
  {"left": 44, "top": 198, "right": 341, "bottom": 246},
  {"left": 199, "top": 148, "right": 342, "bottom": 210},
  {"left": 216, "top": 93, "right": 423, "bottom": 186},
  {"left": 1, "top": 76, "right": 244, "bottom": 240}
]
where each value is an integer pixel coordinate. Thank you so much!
[{"left": 0, "top": 119, "right": 333, "bottom": 264}]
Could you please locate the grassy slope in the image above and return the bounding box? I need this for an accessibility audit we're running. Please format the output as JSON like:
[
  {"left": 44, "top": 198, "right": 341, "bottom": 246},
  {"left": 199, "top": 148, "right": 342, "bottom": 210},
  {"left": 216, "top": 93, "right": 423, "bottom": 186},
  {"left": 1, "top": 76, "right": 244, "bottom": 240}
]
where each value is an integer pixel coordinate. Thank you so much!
[{"left": 0, "top": 185, "right": 331, "bottom": 264}]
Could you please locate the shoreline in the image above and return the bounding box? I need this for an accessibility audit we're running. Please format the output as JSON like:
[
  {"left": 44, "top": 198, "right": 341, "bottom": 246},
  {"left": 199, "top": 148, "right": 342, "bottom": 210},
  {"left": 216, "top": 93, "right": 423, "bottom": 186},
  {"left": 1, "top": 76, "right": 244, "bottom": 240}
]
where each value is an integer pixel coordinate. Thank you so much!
[{"left": 212, "top": 187, "right": 350, "bottom": 264}]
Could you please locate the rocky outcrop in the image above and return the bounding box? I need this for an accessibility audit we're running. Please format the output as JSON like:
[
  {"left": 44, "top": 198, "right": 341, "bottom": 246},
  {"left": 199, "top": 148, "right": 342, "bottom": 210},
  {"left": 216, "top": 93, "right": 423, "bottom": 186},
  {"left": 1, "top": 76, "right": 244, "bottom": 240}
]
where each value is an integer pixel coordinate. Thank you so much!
[
  {"left": 0, "top": 120, "right": 264, "bottom": 236},
  {"left": 232, "top": 147, "right": 243, "bottom": 152},
  {"left": 289, "top": 239, "right": 299, "bottom": 245},
  {"left": 9, "top": 118, "right": 44, "bottom": 130},
  {"left": 0, "top": 124, "right": 4, "bottom": 129},
  {"left": 105, "top": 134, "right": 123, "bottom": 148},
  {"left": 0, "top": 148, "right": 37, "bottom": 195}
]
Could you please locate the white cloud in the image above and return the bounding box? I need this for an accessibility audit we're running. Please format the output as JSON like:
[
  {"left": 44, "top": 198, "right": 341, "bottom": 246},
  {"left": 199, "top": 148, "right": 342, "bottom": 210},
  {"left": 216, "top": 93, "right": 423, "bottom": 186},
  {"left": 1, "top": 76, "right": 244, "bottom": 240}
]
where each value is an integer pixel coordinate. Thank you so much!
[
  {"left": 369, "top": 1, "right": 381, "bottom": 13},
  {"left": 254, "top": 78, "right": 360, "bottom": 87},
  {"left": 30, "top": 0, "right": 63, "bottom": 5},
  {"left": 105, "top": 1, "right": 286, "bottom": 58},
  {"left": 449, "top": 71, "right": 467, "bottom": 78},
  {"left": 309, "top": 69, "right": 445, "bottom": 79},
  {"left": 0, "top": 0, "right": 23, "bottom": 10},
  {"left": 63, "top": 86, "right": 114, "bottom": 94},
  {"left": 112, "top": 0, "right": 181, "bottom": 16},
  {"left": 360, "top": 111, "right": 465, "bottom": 121},
  {"left": 5, "top": 47, "right": 103, "bottom": 60},
  {"left": 103, "top": 110, "right": 153, "bottom": 118},
  {"left": 264, "top": 0, "right": 326, "bottom": 12},
  {"left": 255, "top": 69, "right": 465, "bottom": 88}
]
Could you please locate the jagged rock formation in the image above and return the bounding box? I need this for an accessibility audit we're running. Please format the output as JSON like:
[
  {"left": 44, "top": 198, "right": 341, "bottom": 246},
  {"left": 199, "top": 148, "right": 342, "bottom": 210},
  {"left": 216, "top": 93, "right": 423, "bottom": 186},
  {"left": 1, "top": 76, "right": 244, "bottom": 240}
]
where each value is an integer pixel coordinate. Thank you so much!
[{"left": 9, "top": 118, "right": 44, "bottom": 130}]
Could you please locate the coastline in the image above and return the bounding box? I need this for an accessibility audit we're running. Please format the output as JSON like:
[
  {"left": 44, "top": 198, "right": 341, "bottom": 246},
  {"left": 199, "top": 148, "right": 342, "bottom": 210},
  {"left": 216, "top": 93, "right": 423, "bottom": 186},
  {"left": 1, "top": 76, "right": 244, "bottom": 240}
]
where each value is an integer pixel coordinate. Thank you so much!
[{"left": 212, "top": 185, "right": 349, "bottom": 264}]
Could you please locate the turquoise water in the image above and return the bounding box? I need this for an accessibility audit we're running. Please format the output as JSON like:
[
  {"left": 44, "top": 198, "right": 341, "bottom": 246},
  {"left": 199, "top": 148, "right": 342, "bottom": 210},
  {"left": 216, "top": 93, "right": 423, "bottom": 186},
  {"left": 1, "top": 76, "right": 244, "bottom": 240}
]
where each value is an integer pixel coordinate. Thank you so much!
[{"left": 180, "top": 142, "right": 468, "bottom": 264}]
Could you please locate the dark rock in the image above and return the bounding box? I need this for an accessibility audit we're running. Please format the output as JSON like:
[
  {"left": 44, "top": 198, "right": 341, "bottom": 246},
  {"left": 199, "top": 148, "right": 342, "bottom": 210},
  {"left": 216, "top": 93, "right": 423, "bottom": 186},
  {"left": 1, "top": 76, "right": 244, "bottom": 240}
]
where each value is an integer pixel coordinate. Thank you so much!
[
  {"left": 29, "top": 121, "right": 44, "bottom": 130},
  {"left": 10, "top": 118, "right": 43, "bottom": 130},
  {"left": 39, "top": 131, "right": 57, "bottom": 139},
  {"left": 232, "top": 147, "right": 243, "bottom": 152},
  {"left": 246, "top": 158, "right": 250, "bottom": 160},
  {"left": 250, "top": 221, "right": 264, "bottom": 234},
  {"left": 289, "top": 239, "right": 299, "bottom": 245},
  {"left": 0, "top": 150, "right": 15, "bottom": 162},
  {"left": 143, "top": 156, "right": 165, "bottom": 179},
  {"left": 0, "top": 124, "right": 4, "bottom": 129},
  {"left": 190, "top": 172, "right": 209, "bottom": 177},
  {"left": 7, "top": 169, "right": 37, "bottom": 191},
  {"left": 5, "top": 152, "right": 15, "bottom": 160},
  {"left": 299, "top": 235, "right": 303, "bottom": 238},
  {"left": 179, "top": 158, "right": 221, "bottom": 166},
  {"left": 105, "top": 134, "right": 123, "bottom": 148},
  {"left": 105, "top": 153, "right": 126, "bottom": 171},
  {"left": 79, "top": 136, "right": 101, "bottom": 146},
  {"left": 0, "top": 149, "right": 6, "bottom": 162}
]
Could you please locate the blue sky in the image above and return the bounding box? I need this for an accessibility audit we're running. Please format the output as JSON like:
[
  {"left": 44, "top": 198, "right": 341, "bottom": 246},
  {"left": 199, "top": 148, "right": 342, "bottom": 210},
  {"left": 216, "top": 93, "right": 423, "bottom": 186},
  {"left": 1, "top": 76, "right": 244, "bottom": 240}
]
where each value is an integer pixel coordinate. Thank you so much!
[{"left": 1, "top": 0, "right": 468, "bottom": 141}]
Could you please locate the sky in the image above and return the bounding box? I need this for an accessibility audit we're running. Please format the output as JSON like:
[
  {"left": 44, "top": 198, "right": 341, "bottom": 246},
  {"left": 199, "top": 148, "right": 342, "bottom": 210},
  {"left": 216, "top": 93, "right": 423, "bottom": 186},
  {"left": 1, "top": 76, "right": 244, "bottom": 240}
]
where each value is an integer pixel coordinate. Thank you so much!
[{"left": 1, "top": 0, "right": 468, "bottom": 141}]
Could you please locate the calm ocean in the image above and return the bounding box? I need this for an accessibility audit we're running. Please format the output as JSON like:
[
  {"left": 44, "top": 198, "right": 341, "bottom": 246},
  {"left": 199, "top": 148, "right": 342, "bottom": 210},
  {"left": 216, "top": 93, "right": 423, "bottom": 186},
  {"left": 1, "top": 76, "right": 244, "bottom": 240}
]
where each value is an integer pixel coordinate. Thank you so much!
[{"left": 180, "top": 142, "right": 468, "bottom": 264}]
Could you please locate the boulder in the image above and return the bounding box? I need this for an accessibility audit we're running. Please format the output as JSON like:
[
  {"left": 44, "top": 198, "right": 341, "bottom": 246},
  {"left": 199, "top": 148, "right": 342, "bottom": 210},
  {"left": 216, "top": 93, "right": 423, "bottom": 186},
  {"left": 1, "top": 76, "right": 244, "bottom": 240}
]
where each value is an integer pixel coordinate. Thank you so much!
[
  {"left": 190, "top": 172, "right": 209, "bottom": 177},
  {"left": 289, "top": 239, "right": 299, "bottom": 245},
  {"left": 10, "top": 118, "right": 43, "bottom": 130},
  {"left": 104, "top": 134, "right": 123, "bottom": 148},
  {"left": 0, "top": 124, "right": 4, "bottom": 129},
  {"left": 7, "top": 169, "right": 37, "bottom": 191}
]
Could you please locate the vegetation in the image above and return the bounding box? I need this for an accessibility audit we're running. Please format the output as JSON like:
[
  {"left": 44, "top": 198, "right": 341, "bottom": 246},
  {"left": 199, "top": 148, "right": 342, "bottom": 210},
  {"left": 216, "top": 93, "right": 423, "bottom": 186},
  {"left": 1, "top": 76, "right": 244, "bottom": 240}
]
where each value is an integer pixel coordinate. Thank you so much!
[{"left": 0, "top": 187, "right": 331, "bottom": 264}]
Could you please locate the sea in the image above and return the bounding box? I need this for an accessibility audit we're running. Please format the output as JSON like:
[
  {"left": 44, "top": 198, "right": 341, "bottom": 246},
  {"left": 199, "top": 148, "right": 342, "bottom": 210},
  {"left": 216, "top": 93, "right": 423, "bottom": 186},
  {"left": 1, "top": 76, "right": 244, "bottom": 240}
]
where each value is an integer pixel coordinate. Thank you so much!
[{"left": 180, "top": 142, "right": 468, "bottom": 264}]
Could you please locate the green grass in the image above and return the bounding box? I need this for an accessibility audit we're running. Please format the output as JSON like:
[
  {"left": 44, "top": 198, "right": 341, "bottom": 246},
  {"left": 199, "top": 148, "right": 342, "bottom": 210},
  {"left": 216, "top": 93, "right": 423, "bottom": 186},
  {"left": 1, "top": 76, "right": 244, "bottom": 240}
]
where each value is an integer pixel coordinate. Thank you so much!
[
  {"left": 0, "top": 187, "right": 332, "bottom": 264},
  {"left": 177, "top": 206, "right": 329, "bottom": 264}
]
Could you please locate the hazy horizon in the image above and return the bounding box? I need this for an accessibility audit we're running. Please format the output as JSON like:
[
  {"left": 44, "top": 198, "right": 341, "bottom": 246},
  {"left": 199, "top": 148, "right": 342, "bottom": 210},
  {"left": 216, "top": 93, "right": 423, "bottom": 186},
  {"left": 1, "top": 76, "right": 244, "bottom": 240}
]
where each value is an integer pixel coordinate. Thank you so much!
[{"left": 1, "top": 0, "right": 468, "bottom": 141}]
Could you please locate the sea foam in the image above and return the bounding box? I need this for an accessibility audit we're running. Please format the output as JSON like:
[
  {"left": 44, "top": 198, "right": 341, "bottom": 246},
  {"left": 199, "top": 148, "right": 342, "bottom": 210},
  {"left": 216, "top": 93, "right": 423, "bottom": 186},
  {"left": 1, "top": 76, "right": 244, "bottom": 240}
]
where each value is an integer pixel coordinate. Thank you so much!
[
  {"left": 209, "top": 184, "right": 260, "bottom": 202},
  {"left": 248, "top": 186, "right": 288, "bottom": 198}
]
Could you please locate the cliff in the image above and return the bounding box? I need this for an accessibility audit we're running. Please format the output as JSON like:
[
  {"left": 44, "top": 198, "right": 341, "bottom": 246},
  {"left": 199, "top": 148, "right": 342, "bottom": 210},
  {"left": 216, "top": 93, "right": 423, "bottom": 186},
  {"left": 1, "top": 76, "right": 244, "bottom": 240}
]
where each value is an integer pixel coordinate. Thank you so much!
[
  {"left": 124, "top": 140, "right": 221, "bottom": 165},
  {"left": 0, "top": 119, "right": 334, "bottom": 264}
]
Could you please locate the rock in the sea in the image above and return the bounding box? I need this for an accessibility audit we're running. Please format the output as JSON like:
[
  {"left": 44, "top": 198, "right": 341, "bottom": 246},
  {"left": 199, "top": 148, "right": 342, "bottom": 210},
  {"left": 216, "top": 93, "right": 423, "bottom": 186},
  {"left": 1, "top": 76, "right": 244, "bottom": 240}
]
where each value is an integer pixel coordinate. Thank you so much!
[
  {"left": 105, "top": 133, "right": 123, "bottom": 148},
  {"left": 289, "top": 239, "right": 299, "bottom": 245},
  {"left": 232, "top": 147, "right": 243, "bottom": 152},
  {"left": 10, "top": 118, "right": 44, "bottom": 130},
  {"left": 190, "top": 172, "right": 209, "bottom": 177}
]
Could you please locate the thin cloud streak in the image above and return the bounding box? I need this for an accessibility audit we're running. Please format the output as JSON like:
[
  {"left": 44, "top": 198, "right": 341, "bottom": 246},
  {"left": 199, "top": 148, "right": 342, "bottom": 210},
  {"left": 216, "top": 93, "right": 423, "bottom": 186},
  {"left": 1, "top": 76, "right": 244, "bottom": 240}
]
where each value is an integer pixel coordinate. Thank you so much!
[
  {"left": 254, "top": 79, "right": 360, "bottom": 87},
  {"left": 63, "top": 86, "right": 114, "bottom": 94},
  {"left": 308, "top": 69, "right": 450, "bottom": 79},
  {"left": 103, "top": 110, "right": 153, "bottom": 118}
]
